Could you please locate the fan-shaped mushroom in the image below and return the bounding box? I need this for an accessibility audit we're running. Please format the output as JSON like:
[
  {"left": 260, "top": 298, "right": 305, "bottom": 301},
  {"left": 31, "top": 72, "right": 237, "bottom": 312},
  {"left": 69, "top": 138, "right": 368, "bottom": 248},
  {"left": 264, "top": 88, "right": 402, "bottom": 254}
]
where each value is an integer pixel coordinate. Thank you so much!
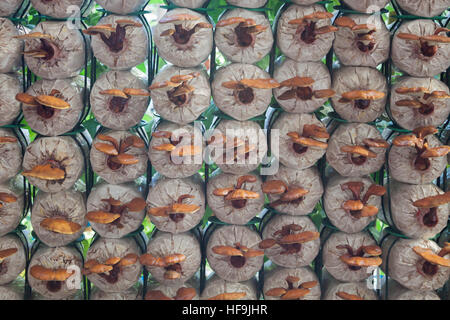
[
  {"left": 146, "top": 281, "right": 199, "bottom": 300},
  {"left": 333, "top": 15, "right": 389, "bottom": 68},
  {"left": 0, "top": 74, "right": 21, "bottom": 126},
  {"left": 263, "top": 266, "right": 321, "bottom": 300},
  {"left": 262, "top": 165, "right": 323, "bottom": 215},
  {"left": 94, "top": 0, "right": 147, "bottom": 14},
  {"left": 0, "top": 234, "right": 26, "bottom": 285},
  {"left": 271, "top": 113, "right": 329, "bottom": 170},
  {"left": 23, "top": 136, "right": 84, "bottom": 193},
  {"left": 149, "top": 122, "right": 204, "bottom": 179},
  {"left": 212, "top": 63, "right": 276, "bottom": 121},
  {"left": 140, "top": 231, "right": 201, "bottom": 285},
  {"left": 384, "top": 181, "right": 449, "bottom": 240},
  {"left": 30, "top": 0, "right": 84, "bottom": 19},
  {"left": 207, "top": 172, "right": 263, "bottom": 225},
  {"left": 169, "top": 0, "right": 208, "bottom": 9},
  {"left": 215, "top": 9, "right": 273, "bottom": 64},
  {"left": 321, "top": 270, "right": 378, "bottom": 300},
  {"left": 331, "top": 66, "right": 387, "bottom": 123},
  {"left": 91, "top": 70, "right": 149, "bottom": 130},
  {"left": 84, "top": 15, "right": 148, "bottom": 70},
  {"left": 200, "top": 274, "right": 257, "bottom": 300},
  {"left": 383, "top": 279, "right": 441, "bottom": 300},
  {"left": 390, "top": 77, "right": 450, "bottom": 130},
  {"left": 326, "top": 123, "right": 387, "bottom": 177},
  {"left": 0, "top": 0, "right": 23, "bottom": 17},
  {"left": 28, "top": 246, "right": 83, "bottom": 300},
  {"left": 324, "top": 174, "right": 385, "bottom": 233},
  {"left": 381, "top": 237, "right": 449, "bottom": 291},
  {"left": 90, "top": 131, "right": 147, "bottom": 185},
  {"left": 273, "top": 58, "right": 333, "bottom": 113},
  {"left": 84, "top": 237, "right": 142, "bottom": 293},
  {"left": 392, "top": 20, "right": 450, "bottom": 77},
  {"left": 206, "top": 225, "right": 263, "bottom": 282},
  {"left": 389, "top": 127, "right": 448, "bottom": 184},
  {"left": 260, "top": 215, "right": 320, "bottom": 268},
  {"left": 395, "top": 0, "right": 450, "bottom": 18},
  {"left": 0, "top": 128, "right": 22, "bottom": 183},
  {"left": 153, "top": 8, "right": 213, "bottom": 67},
  {"left": 149, "top": 65, "right": 210, "bottom": 125},
  {"left": 86, "top": 182, "right": 146, "bottom": 238},
  {"left": 16, "top": 21, "right": 86, "bottom": 79},
  {"left": 277, "top": 4, "right": 336, "bottom": 62},
  {"left": 208, "top": 119, "right": 267, "bottom": 175},
  {"left": 340, "top": 0, "right": 390, "bottom": 13},
  {"left": 90, "top": 283, "right": 142, "bottom": 300},
  {"left": 147, "top": 175, "right": 205, "bottom": 234},
  {"left": 31, "top": 190, "right": 87, "bottom": 247},
  {"left": 17, "top": 78, "right": 84, "bottom": 136},
  {"left": 226, "top": 0, "right": 267, "bottom": 8},
  {"left": 323, "top": 231, "right": 382, "bottom": 282},
  {"left": 0, "top": 18, "right": 22, "bottom": 73},
  {"left": 0, "top": 182, "right": 24, "bottom": 237}
]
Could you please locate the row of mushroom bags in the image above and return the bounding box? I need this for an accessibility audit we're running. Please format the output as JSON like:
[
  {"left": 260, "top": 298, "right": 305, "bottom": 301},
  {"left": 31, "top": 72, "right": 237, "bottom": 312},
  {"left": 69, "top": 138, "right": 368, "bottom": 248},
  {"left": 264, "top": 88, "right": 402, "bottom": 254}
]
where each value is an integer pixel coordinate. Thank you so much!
[{"left": 0, "top": 0, "right": 448, "bottom": 300}]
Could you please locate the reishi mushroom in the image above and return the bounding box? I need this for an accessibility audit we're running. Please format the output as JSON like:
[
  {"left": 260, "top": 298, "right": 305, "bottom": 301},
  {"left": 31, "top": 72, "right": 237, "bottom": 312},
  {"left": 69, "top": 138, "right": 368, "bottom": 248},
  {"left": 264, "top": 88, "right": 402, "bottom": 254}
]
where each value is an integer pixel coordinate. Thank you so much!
[
  {"left": 0, "top": 234, "right": 26, "bottom": 285},
  {"left": 146, "top": 281, "right": 198, "bottom": 301},
  {"left": 0, "top": 182, "right": 24, "bottom": 237},
  {"left": 0, "top": 129, "right": 22, "bottom": 183},
  {"left": 321, "top": 270, "right": 378, "bottom": 300},
  {"left": 200, "top": 274, "right": 258, "bottom": 300}
]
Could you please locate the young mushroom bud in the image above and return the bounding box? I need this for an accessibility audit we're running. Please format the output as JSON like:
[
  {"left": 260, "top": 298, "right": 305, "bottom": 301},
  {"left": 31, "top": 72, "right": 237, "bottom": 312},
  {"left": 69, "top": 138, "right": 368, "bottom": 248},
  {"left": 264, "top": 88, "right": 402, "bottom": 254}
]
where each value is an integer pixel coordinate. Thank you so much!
[
  {"left": 0, "top": 129, "right": 22, "bottom": 184},
  {"left": 84, "top": 16, "right": 148, "bottom": 70},
  {"left": 277, "top": 4, "right": 336, "bottom": 62},
  {"left": 149, "top": 65, "right": 210, "bottom": 125},
  {"left": 340, "top": 0, "right": 390, "bottom": 13},
  {"left": 215, "top": 9, "right": 273, "bottom": 64},
  {"left": 90, "top": 131, "right": 147, "bottom": 185},
  {"left": 91, "top": 70, "right": 149, "bottom": 130},
  {"left": 212, "top": 63, "right": 276, "bottom": 121},
  {"left": 0, "top": 18, "right": 22, "bottom": 73},
  {"left": 331, "top": 66, "right": 387, "bottom": 122},
  {"left": 0, "top": 234, "right": 26, "bottom": 285},
  {"left": 30, "top": 0, "right": 84, "bottom": 19},
  {"left": 392, "top": 20, "right": 450, "bottom": 77},
  {"left": 16, "top": 21, "right": 86, "bottom": 79},
  {"left": 154, "top": 8, "right": 213, "bottom": 68},
  {"left": 201, "top": 274, "right": 258, "bottom": 300}
]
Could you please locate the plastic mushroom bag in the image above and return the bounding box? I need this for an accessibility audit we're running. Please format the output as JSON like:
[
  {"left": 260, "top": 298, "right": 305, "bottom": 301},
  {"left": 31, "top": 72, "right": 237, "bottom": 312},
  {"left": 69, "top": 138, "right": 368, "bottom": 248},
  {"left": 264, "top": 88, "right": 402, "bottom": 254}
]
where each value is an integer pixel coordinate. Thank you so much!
[
  {"left": 31, "top": 190, "right": 87, "bottom": 248},
  {"left": 201, "top": 274, "right": 258, "bottom": 300},
  {"left": 90, "top": 283, "right": 142, "bottom": 300},
  {"left": 0, "top": 234, "right": 26, "bottom": 285},
  {"left": 18, "top": 78, "right": 85, "bottom": 137},
  {"left": 273, "top": 58, "right": 333, "bottom": 114},
  {"left": 263, "top": 266, "right": 321, "bottom": 300},
  {"left": 91, "top": 130, "right": 147, "bottom": 185},
  {"left": 30, "top": 0, "right": 85, "bottom": 19},
  {"left": 85, "top": 15, "right": 148, "bottom": 70},
  {"left": 383, "top": 279, "right": 440, "bottom": 300},
  {"left": 331, "top": 66, "right": 387, "bottom": 123},
  {"left": 388, "top": 127, "right": 448, "bottom": 185},
  {"left": 146, "top": 280, "right": 199, "bottom": 300},
  {"left": 271, "top": 113, "right": 329, "bottom": 170},
  {"left": 94, "top": 0, "right": 148, "bottom": 15},
  {"left": 380, "top": 236, "right": 450, "bottom": 291},
  {"left": 326, "top": 123, "right": 387, "bottom": 177},
  {"left": 206, "top": 225, "right": 263, "bottom": 283},
  {"left": 321, "top": 270, "right": 377, "bottom": 300},
  {"left": 28, "top": 245, "right": 83, "bottom": 300},
  {"left": 277, "top": 4, "right": 336, "bottom": 62},
  {"left": 140, "top": 231, "right": 201, "bottom": 286},
  {"left": 91, "top": 70, "right": 149, "bottom": 130},
  {"left": 383, "top": 182, "right": 449, "bottom": 240},
  {"left": 153, "top": 8, "right": 213, "bottom": 68},
  {"left": 395, "top": 0, "right": 450, "bottom": 18},
  {"left": 147, "top": 175, "right": 205, "bottom": 234},
  {"left": 0, "top": 128, "right": 22, "bottom": 183},
  {"left": 226, "top": 0, "right": 267, "bottom": 8},
  {"left": 0, "top": 278, "right": 24, "bottom": 300},
  {"left": 149, "top": 65, "right": 210, "bottom": 125},
  {"left": 0, "top": 180, "right": 24, "bottom": 237},
  {"left": 208, "top": 119, "right": 267, "bottom": 175},
  {"left": 260, "top": 215, "right": 320, "bottom": 268},
  {"left": 0, "top": 18, "right": 22, "bottom": 73},
  {"left": 333, "top": 15, "right": 390, "bottom": 68},
  {"left": 86, "top": 182, "right": 146, "bottom": 239},
  {"left": 392, "top": 20, "right": 450, "bottom": 77},
  {"left": 149, "top": 121, "right": 204, "bottom": 179},
  {"left": 0, "top": 0, "right": 23, "bottom": 17},
  {"left": 207, "top": 172, "right": 264, "bottom": 225},
  {"left": 263, "top": 165, "right": 323, "bottom": 216},
  {"left": 340, "top": 0, "right": 390, "bottom": 13},
  {"left": 84, "top": 237, "right": 142, "bottom": 293},
  {"left": 389, "top": 77, "right": 450, "bottom": 131},
  {"left": 23, "top": 136, "right": 84, "bottom": 193},
  {"left": 323, "top": 174, "right": 385, "bottom": 234},
  {"left": 169, "top": 0, "right": 208, "bottom": 9},
  {"left": 322, "top": 231, "right": 382, "bottom": 283},
  {"left": 215, "top": 9, "right": 273, "bottom": 64},
  {"left": 0, "top": 74, "right": 21, "bottom": 126},
  {"left": 17, "top": 21, "right": 86, "bottom": 80},
  {"left": 212, "top": 63, "right": 275, "bottom": 121}
]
